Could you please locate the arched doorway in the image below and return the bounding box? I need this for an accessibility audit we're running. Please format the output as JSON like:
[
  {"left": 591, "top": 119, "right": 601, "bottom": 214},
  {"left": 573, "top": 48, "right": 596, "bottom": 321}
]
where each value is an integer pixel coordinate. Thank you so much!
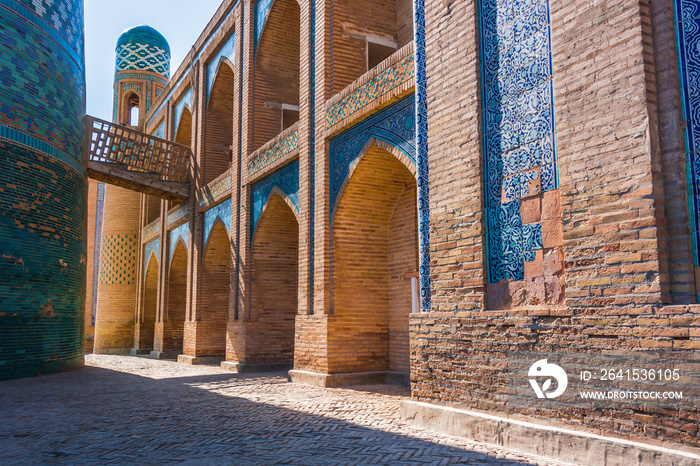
[
  {"left": 249, "top": 192, "right": 299, "bottom": 364},
  {"left": 199, "top": 221, "right": 230, "bottom": 356},
  {"left": 332, "top": 144, "right": 418, "bottom": 375},
  {"left": 163, "top": 240, "right": 187, "bottom": 354}
]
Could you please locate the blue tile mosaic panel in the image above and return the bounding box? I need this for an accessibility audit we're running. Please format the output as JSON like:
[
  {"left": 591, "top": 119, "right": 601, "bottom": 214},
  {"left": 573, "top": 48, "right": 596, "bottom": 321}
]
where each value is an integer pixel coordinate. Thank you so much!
[
  {"left": 251, "top": 159, "right": 299, "bottom": 235},
  {"left": 328, "top": 94, "right": 417, "bottom": 214},
  {"left": 207, "top": 32, "right": 235, "bottom": 102},
  {"left": 413, "top": 0, "right": 431, "bottom": 313},
  {"left": 151, "top": 121, "right": 165, "bottom": 139},
  {"left": 144, "top": 238, "right": 160, "bottom": 276},
  {"left": 254, "top": 0, "right": 274, "bottom": 52},
  {"left": 203, "top": 198, "right": 232, "bottom": 249},
  {"left": 675, "top": 0, "right": 700, "bottom": 278},
  {"left": 169, "top": 222, "right": 189, "bottom": 262},
  {"left": 479, "top": 0, "right": 558, "bottom": 283}
]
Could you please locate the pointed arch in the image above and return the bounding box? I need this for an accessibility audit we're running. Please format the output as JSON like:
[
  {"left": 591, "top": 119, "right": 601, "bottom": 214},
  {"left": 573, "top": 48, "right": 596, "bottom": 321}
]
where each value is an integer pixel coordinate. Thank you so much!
[
  {"left": 330, "top": 143, "right": 418, "bottom": 375},
  {"left": 203, "top": 216, "right": 230, "bottom": 257},
  {"left": 332, "top": 137, "right": 416, "bottom": 221},
  {"left": 121, "top": 90, "right": 141, "bottom": 126},
  {"left": 253, "top": 187, "right": 299, "bottom": 238},
  {"left": 174, "top": 105, "right": 192, "bottom": 146},
  {"left": 204, "top": 59, "right": 235, "bottom": 184},
  {"left": 168, "top": 237, "right": 188, "bottom": 273},
  {"left": 249, "top": 190, "right": 299, "bottom": 363}
]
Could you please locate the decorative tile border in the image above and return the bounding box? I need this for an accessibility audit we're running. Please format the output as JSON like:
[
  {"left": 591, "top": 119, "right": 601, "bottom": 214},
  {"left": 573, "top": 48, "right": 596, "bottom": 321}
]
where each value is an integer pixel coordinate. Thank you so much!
[
  {"left": 247, "top": 124, "right": 299, "bottom": 177},
  {"left": 166, "top": 203, "right": 190, "bottom": 227},
  {"left": 142, "top": 221, "right": 160, "bottom": 242},
  {"left": 203, "top": 198, "right": 232, "bottom": 249},
  {"left": 169, "top": 222, "right": 189, "bottom": 262},
  {"left": 199, "top": 173, "right": 232, "bottom": 207},
  {"left": 328, "top": 94, "right": 416, "bottom": 215},
  {"left": 251, "top": 159, "right": 299, "bottom": 236},
  {"left": 0, "top": 122, "right": 85, "bottom": 176},
  {"left": 413, "top": 0, "right": 431, "bottom": 313},
  {"left": 479, "top": 0, "right": 558, "bottom": 283},
  {"left": 326, "top": 44, "right": 415, "bottom": 131}
]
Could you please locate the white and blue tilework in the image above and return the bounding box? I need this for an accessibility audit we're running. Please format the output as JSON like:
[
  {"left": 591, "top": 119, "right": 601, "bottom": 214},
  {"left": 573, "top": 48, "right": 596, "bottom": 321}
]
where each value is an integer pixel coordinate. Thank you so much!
[
  {"left": 479, "top": 0, "right": 558, "bottom": 283},
  {"left": 413, "top": 0, "right": 431, "bottom": 313},
  {"left": 144, "top": 238, "right": 160, "bottom": 276},
  {"left": 169, "top": 222, "right": 189, "bottom": 262},
  {"left": 203, "top": 199, "right": 232, "bottom": 249},
  {"left": 675, "top": 0, "right": 700, "bottom": 288},
  {"left": 251, "top": 159, "right": 299, "bottom": 236},
  {"left": 116, "top": 42, "right": 170, "bottom": 77},
  {"left": 328, "top": 94, "right": 417, "bottom": 215}
]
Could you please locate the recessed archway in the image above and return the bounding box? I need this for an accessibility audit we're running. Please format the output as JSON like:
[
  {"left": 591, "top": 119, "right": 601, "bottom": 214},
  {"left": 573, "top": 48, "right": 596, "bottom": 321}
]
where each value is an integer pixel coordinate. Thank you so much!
[
  {"left": 204, "top": 62, "right": 234, "bottom": 184},
  {"left": 140, "top": 253, "right": 159, "bottom": 352},
  {"left": 199, "top": 220, "right": 231, "bottom": 356},
  {"left": 331, "top": 144, "right": 417, "bottom": 374},
  {"left": 163, "top": 239, "right": 187, "bottom": 354},
  {"left": 249, "top": 192, "right": 299, "bottom": 364}
]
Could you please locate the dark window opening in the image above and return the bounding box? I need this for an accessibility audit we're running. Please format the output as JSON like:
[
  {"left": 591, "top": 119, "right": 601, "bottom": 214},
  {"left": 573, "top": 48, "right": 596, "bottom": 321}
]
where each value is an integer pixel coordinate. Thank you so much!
[{"left": 367, "top": 40, "right": 397, "bottom": 70}]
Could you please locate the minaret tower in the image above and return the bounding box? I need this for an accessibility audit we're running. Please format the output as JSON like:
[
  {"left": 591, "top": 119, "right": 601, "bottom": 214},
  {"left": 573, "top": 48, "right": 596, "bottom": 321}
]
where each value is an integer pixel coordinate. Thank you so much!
[{"left": 93, "top": 26, "right": 170, "bottom": 354}]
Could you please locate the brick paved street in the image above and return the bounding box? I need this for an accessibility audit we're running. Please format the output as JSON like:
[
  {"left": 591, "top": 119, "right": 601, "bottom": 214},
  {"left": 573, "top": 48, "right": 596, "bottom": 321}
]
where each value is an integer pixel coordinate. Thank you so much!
[{"left": 0, "top": 355, "right": 578, "bottom": 465}]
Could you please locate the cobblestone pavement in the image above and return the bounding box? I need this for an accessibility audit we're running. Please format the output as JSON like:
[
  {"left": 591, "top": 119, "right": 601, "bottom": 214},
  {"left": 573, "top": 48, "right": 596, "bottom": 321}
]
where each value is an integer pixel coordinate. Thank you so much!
[{"left": 0, "top": 355, "right": 579, "bottom": 465}]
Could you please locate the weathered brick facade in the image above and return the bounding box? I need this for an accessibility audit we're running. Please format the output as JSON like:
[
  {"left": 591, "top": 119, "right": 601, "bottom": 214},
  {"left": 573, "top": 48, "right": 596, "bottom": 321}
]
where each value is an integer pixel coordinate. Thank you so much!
[{"left": 86, "top": 0, "right": 700, "bottom": 455}]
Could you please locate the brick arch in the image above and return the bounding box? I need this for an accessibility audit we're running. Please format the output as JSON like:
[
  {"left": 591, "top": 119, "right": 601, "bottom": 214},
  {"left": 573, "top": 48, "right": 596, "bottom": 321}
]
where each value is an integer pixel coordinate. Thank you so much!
[
  {"left": 248, "top": 193, "right": 299, "bottom": 364},
  {"left": 206, "top": 57, "right": 235, "bottom": 106},
  {"left": 121, "top": 89, "right": 140, "bottom": 126},
  {"left": 253, "top": 186, "right": 299, "bottom": 238},
  {"left": 204, "top": 60, "right": 235, "bottom": 184},
  {"left": 203, "top": 216, "right": 230, "bottom": 257},
  {"left": 162, "top": 239, "right": 187, "bottom": 354},
  {"left": 139, "top": 253, "right": 159, "bottom": 353},
  {"left": 198, "top": 220, "right": 230, "bottom": 356},
  {"left": 331, "top": 144, "right": 418, "bottom": 374},
  {"left": 332, "top": 138, "right": 416, "bottom": 221},
  {"left": 174, "top": 105, "right": 192, "bottom": 146}
]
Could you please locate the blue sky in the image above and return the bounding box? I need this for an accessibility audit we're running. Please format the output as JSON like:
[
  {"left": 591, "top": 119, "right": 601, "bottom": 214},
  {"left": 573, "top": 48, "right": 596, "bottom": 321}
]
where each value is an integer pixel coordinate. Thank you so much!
[{"left": 85, "top": 0, "right": 223, "bottom": 121}]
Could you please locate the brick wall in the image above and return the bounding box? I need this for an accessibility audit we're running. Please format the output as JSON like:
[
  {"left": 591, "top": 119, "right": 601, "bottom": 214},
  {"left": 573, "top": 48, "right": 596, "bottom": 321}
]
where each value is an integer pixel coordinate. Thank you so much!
[
  {"left": 196, "top": 222, "right": 230, "bottom": 356},
  {"left": 253, "top": 0, "right": 301, "bottom": 151},
  {"left": 204, "top": 63, "right": 234, "bottom": 185},
  {"left": 135, "top": 256, "right": 158, "bottom": 351},
  {"left": 160, "top": 242, "right": 187, "bottom": 353},
  {"left": 330, "top": 145, "right": 415, "bottom": 373},
  {"left": 94, "top": 186, "right": 141, "bottom": 352},
  {"left": 388, "top": 183, "right": 418, "bottom": 373},
  {"left": 411, "top": 0, "right": 700, "bottom": 449},
  {"left": 248, "top": 194, "right": 299, "bottom": 364}
]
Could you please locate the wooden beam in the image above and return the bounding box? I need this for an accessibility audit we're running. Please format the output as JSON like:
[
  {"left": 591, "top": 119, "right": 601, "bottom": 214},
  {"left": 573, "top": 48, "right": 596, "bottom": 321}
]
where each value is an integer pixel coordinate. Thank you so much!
[{"left": 87, "top": 161, "right": 189, "bottom": 202}]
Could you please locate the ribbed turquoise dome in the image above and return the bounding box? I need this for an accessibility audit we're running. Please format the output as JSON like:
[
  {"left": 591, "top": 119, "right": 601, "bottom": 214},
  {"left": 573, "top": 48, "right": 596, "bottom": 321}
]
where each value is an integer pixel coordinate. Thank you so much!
[{"left": 116, "top": 25, "right": 170, "bottom": 55}]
